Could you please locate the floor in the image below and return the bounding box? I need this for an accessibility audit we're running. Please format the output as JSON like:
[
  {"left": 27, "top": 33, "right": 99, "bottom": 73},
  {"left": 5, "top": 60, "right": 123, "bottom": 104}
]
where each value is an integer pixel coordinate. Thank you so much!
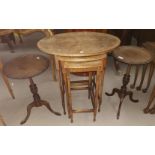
[{"left": 0, "top": 32, "right": 155, "bottom": 126}]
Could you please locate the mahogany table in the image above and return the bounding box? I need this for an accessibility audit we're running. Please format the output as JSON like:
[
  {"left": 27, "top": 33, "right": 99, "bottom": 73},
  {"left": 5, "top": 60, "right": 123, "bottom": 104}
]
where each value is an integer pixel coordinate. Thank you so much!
[
  {"left": 105, "top": 46, "right": 152, "bottom": 119},
  {"left": 3, "top": 54, "right": 61, "bottom": 124}
]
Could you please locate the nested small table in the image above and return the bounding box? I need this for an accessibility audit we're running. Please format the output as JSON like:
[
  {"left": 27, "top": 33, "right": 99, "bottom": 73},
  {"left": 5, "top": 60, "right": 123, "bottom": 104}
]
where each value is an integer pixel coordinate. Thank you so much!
[
  {"left": 37, "top": 32, "right": 120, "bottom": 78},
  {"left": 37, "top": 32, "right": 121, "bottom": 116},
  {"left": 3, "top": 54, "right": 61, "bottom": 124},
  {"left": 106, "top": 46, "right": 152, "bottom": 119}
]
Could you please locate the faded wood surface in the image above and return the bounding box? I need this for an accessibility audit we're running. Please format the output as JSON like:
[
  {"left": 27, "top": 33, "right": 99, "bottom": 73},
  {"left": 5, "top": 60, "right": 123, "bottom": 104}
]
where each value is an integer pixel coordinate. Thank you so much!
[
  {"left": 3, "top": 54, "right": 49, "bottom": 79},
  {"left": 143, "top": 42, "right": 155, "bottom": 61},
  {"left": 37, "top": 32, "right": 120, "bottom": 57},
  {"left": 113, "top": 46, "right": 152, "bottom": 65}
]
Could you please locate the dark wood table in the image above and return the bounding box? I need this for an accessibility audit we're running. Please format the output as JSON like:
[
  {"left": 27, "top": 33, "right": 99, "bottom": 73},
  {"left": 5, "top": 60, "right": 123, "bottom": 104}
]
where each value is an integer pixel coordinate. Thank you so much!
[
  {"left": 106, "top": 46, "right": 152, "bottom": 119},
  {"left": 3, "top": 54, "right": 61, "bottom": 124}
]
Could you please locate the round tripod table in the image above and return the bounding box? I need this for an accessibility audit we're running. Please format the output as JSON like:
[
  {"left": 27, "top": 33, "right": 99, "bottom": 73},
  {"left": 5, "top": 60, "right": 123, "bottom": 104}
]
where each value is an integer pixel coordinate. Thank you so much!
[
  {"left": 105, "top": 46, "right": 152, "bottom": 119},
  {"left": 3, "top": 54, "right": 61, "bottom": 125}
]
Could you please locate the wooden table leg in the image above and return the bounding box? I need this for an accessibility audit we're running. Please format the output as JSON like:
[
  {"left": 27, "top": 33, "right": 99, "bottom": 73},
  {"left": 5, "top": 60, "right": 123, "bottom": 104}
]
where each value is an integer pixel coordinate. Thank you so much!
[
  {"left": 98, "top": 59, "right": 107, "bottom": 112},
  {"left": 113, "top": 58, "right": 121, "bottom": 74},
  {"left": 143, "top": 85, "right": 155, "bottom": 113},
  {"left": 58, "top": 61, "right": 66, "bottom": 115},
  {"left": 0, "top": 60, "right": 15, "bottom": 99},
  {"left": 93, "top": 69, "right": 101, "bottom": 122},
  {"left": 130, "top": 65, "right": 140, "bottom": 89},
  {"left": 20, "top": 78, "right": 61, "bottom": 125},
  {"left": 16, "top": 32, "right": 23, "bottom": 43},
  {"left": 136, "top": 64, "right": 148, "bottom": 91},
  {"left": 2, "top": 73, "right": 15, "bottom": 99},
  {"left": 143, "top": 62, "right": 155, "bottom": 93},
  {"left": 105, "top": 65, "right": 138, "bottom": 119},
  {"left": 49, "top": 55, "right": 57, "bottom": 81},
  {"left": 10, "top": 33, "right": 16, "bottom": 44},
  {"left": 0, "top": 114, "right": 6, "bottom": 126}
]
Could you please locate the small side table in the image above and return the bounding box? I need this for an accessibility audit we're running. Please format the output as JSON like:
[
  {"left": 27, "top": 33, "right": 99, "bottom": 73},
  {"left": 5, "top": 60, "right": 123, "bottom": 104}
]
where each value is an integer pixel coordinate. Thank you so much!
[
  {"left": 3, "top": 54, "right": 61, "bottom": 124},
  {"left": 105, "top": 46, "right": 152, "bottom": 119}
]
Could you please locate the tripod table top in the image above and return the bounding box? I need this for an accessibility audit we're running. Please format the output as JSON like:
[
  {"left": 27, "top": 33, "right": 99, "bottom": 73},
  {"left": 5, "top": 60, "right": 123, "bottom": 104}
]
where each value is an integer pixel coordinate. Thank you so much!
[
  {"left": 113, "top": 46, "right": 152, "bottom": 65},
  {"left": 3, "top": 54, "right": 49, "bottom": 79}
]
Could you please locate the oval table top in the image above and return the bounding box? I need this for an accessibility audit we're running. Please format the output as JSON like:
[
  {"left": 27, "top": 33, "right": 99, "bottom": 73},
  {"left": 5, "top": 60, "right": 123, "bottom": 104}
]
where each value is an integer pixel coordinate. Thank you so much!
[
  {"left": 3, "top": 54, "right": 49, "bottom": 79},
  {"left": 37, "top": 32, "right": 120, "bottom": 57},
  {"left": 113, "top": 46, "right": 152, "bottom": 65}
]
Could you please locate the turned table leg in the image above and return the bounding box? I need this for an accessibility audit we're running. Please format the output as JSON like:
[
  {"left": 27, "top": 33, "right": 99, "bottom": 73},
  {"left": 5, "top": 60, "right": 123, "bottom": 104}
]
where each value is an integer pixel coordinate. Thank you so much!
[
  {"left": 136, "top": 64, "right": 148, "bottom": 91},
  {"left": 130, "top": 65, "right": 140, "bottom": 89},
  {"left": 113, "top": 58, "right": 121, "bottom": 74},
  {"left": 21, "top": 77, "right": 61, "bottom": 125},
  {"left": 143, "top": 85, "right": 155, "bottom": 114},
  {"left": 105, "top": 65, "right": 138, "bottom": 119},
  {"left": 1, "top": 72, "right": 15, "bottom": 99},
  {"left": 143, "top": 62, "right": 155, "bottom": 93}
]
